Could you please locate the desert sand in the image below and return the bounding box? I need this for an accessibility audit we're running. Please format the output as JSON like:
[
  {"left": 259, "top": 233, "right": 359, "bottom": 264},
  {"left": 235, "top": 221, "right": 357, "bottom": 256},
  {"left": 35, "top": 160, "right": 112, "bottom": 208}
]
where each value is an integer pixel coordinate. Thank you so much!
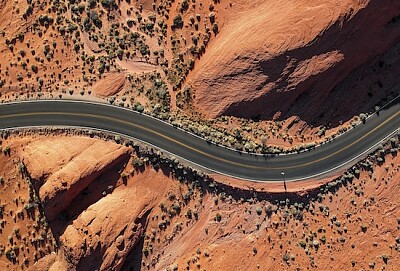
[
  {"left": 0, "top": 0, "right": 399, "bottom": 270},
  {"left": 1, "top": 0, "right": 398, "bottom": 152},
  {"left": 0, "top": 133, "right": 398, "bottom": 270}
]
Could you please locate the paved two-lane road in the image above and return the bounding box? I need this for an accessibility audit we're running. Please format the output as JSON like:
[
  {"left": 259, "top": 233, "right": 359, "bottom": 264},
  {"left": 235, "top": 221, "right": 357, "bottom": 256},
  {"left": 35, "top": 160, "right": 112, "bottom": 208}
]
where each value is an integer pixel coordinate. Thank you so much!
[{"left": 0, "top": 99, "right": 399, "bottom": 181}]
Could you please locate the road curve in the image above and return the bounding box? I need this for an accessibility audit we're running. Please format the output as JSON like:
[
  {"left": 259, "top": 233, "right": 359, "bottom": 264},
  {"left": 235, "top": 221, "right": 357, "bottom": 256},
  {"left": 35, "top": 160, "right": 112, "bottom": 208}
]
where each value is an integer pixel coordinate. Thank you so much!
[{"left": 0, "top": 99, "right": 399, "bottom": 181}]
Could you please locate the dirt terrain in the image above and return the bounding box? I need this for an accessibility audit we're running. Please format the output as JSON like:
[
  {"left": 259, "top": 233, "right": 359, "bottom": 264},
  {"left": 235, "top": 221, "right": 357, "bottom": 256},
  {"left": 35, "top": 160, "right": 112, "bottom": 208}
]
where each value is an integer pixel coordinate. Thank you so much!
[
  {"left": 188, "top": 0, "right": 400, "bottom": 126},
  {"left": 0, "top": 0, "right": 399, "bottom": 270},
  {"left": 0, "top": 0, "right": 220, "bottom": 111},
  {"left": 0, "top": 133, "right": 398, "bottom": 270},
  {"left": 1, "top": 0, "right": 399, "bottom": 152}
]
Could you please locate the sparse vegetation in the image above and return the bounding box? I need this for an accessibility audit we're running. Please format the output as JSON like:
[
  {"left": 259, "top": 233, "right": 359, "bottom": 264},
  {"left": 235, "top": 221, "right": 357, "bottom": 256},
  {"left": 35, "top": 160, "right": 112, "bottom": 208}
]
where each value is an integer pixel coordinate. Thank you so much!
[{"left": 0, "top": 0, "right": 399, "bottom": 268}]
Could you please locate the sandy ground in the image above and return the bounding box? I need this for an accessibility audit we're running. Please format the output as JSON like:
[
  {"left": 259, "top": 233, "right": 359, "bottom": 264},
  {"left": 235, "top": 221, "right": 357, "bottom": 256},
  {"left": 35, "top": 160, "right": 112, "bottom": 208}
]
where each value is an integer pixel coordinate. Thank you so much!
[
  {"left": 116, "top": 59, "right": 159, "bottom": 74},
  {"left": 0, "top": 133, "right": 398, "bottom": 271},
  {"left": 153, "top": 151, "right": 400, "bottom": 271},
  {"left": 0, "top": 0, "right": 399, "bottom": 270},
  {"left": 1, "top": 0, "right": 397, "bottom": 155}
]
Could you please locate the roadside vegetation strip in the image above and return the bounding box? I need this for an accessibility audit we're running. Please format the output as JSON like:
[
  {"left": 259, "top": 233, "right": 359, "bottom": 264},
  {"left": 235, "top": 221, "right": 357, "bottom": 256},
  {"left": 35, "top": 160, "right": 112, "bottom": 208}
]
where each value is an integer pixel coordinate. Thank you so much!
[
  {"left": 3, "top": 93, "right": 400, "bottom": 156},
  {"left": 2, "top": 125, "right": 398, "bottom": 185},
  {"left": 0, "top": 99, "right": 398, "bottom": 181},
  {"left": 0, "top": 110, "right": 398, "bottom": 172}
]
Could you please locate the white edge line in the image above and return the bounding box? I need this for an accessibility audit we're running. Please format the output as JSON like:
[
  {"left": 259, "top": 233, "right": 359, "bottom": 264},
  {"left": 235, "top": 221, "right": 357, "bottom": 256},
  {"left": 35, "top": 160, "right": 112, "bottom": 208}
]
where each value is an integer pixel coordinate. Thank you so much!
[
  {"left": 3, "top": 92, "right": 399, "bottom": 157},
  {"left": 291, "top": 127, "right": 399, "bottom": 182},
  {"left": 2, "top": 125, "right": 398, "bottom": 183}
]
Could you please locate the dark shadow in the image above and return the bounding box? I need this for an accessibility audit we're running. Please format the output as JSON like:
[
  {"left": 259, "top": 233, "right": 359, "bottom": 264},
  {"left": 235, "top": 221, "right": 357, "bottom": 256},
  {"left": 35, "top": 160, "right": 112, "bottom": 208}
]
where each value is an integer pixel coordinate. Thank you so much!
[
  {"left": 48, "top": 152, "right": 130, "bottom": 236},
  {"left": 141, "top": 142, "right": 399, "bottom": 222},
  {"left": 76, "top": 245, "right": 102, "bottom": 271},
  {"left": 119, "top": 209, "right": 152, "bottom": 271},
  {"left": 222, "top": 1, "right": 400, "bottom": 128}
]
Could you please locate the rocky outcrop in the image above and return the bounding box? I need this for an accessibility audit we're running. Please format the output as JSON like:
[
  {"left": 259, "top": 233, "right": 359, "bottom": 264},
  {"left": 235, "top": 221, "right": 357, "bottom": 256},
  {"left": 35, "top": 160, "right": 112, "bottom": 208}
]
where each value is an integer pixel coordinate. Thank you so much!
[
  {"left": 188, "top": 0, "right": 400, "bottom": 122},
  {"left": 92, "top": 73, "right": 126, "bottom": 97},
  {"left": 60, "top": 176, "right": 154, "bottom": 271},
  {"left": 21, "top": 137, "right": 131, "bottom": 220},
  {"left": 20, "top": 136, "right": 173, "bottom": 271},
  {"left": 28, "top": 252, "right": 71, "bottom": 271}
]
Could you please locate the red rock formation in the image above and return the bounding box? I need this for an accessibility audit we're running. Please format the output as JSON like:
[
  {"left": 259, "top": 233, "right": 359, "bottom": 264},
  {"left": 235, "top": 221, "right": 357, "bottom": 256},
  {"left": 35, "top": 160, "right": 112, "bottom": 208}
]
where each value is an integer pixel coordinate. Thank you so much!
[
  {"left": 92, "top": 73, "right": 126, "bottom": 97},
  {"left": 21, "top": 137, "right": 131, "bottom": 220},
  {"left": 188, "top": 0, "right": 400, "bottom": 122},
  {"left": 19, "top": 136, "right": 174, "bottom": 271}
]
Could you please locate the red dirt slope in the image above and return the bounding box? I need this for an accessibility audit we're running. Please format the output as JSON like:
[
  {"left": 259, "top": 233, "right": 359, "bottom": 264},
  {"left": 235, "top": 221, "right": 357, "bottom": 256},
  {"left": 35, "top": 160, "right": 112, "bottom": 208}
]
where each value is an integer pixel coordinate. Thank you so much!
[{"left": 188, "top": 0, "right": 400, "bottom": 122}]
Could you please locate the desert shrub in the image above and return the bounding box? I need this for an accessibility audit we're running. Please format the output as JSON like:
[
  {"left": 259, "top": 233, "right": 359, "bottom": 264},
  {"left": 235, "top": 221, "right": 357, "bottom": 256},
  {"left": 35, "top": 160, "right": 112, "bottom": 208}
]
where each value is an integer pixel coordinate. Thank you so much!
[
  {"left": 31, "top": 65, "right": 38, "bottom": 73},
  {"left": 88, "top": 0, "right": 96, "bottom": 8},
  {"left": 209, "top": 12, "right": 215, "bottom": 23},
  {"left": 148, "top": 13, "right": 156, "bottom": 22},
  {"left": 136, "top": 103, "right": 144, "bottom": 113},
  {"left": 101, "top": 0, "right": 110, "bottom": 7},
  {"left": 382, "top": 254, "right": 389, "bottom": 264},
  {"left": 90, "top": 11, "right": 102, "bottom": 28},
  {"left": 145, "top": 22, "right": 154, "bottom": 32},
  {"left": 299, "top": 240, "right": 307, "bottom": 248},
  {"left": 361, "top": 225, "right": 367, "bottom": 233},
  {"left": 282, "top": 253, "right": 290, "bottom": 262},
  {"left": 186, "top": 209, "right": 192, "bottom": 219},
  {"left": 83, "top": 17, "right": 91, "bottom": 31},
  {"left": 74, "top": 44, "right": 80, "bottom": 52},
  {"left": 172, "top": 14, "right": 183, "bottom": 29},
  {"left": 38, "top": 14, "right": 54, "bottom": 26},
  {"left": 212, "top": 23, "right": 218, "bottom": 34},
  {"left": 16, "top": 73, "right": 23, "bottom": 81},
  {"left": 179, "top": 0, "right": 189, "bottom": 13},
  {"left": 24, "top": 5, "right": 33, "bottom": 16}
]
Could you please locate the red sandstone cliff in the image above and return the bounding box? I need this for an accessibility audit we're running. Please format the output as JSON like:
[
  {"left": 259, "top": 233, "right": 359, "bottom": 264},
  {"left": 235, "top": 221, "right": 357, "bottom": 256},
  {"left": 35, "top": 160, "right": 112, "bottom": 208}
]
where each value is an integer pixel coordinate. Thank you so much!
[{"left": 188, "top": 0, "right": 400, "bottom": 123}]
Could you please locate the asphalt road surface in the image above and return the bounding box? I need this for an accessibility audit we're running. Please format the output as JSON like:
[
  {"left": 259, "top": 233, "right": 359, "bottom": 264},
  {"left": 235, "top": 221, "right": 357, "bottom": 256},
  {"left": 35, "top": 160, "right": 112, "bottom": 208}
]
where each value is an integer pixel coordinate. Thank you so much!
[{"left": 0, "top": 99, "right": 398, "bottom": 181}]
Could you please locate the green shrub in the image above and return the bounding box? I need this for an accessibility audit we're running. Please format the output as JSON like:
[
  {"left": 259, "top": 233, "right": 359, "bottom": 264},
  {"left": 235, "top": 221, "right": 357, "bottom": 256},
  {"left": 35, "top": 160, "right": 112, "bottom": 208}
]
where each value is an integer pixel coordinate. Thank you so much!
[
  {"left": 172, "top": 14, "right": 183, "bottom": 29},
  {"left": 31, "top": 65, "right": 38, "bottom": 73},
  {"left": 299, "top": 240, "right": 307, "bottom": 248},
  {"left": 361, "top": 225, "right": 367, "bottom": 233},
  {"left": 90, "top": 11, "right": 102, "bottom": 28}
]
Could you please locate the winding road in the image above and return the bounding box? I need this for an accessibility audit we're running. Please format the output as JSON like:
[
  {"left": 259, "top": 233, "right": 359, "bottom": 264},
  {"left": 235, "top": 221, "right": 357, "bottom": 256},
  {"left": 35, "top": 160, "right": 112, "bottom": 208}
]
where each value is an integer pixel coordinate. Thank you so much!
[{"left": 0, "top": 99, "right": 399, "bottom": 181}]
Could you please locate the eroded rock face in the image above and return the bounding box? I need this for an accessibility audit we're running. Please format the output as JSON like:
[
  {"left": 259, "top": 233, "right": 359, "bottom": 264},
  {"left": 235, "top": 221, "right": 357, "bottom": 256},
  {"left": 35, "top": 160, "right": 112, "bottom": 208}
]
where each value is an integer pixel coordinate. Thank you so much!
[
  {"left": 21, "top": 137, "right": 131, "bottom": 220},
  {"left": 92, "top": 73, "right": 126, "bottom": 97},
  {"left": 20, "top": 136, "right": 173, "bottom": 271},
  {"left": 28, "top": 252, "right": 70, "bottom": 271},
  {"left": 188, "top": 0, "right": 400, "bottom": 120},
  {"left": 56, "top": 167, "right": 173, "bottom": 271},
  {"left": 60, "top": 176, "right": 154, "bottom": 271}
]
